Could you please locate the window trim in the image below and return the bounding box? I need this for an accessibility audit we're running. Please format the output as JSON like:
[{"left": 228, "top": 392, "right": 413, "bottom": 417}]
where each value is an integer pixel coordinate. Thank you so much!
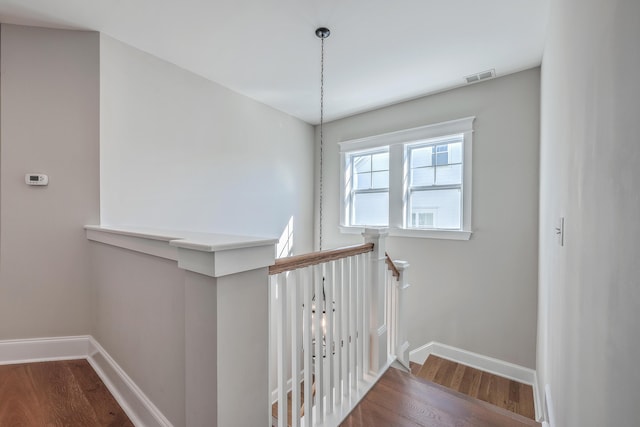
[
  {"left": 343, "top": 147, "right": 390, "bottom": 227},
  {"left": 339, "top": 117, "right": 474, "bottom": 240}
]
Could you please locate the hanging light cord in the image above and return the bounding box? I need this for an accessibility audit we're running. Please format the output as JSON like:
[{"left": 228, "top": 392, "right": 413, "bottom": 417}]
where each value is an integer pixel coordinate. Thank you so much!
[
  {"left": 319, "top": 34, "right": 325, "bottom": 251},
  {"left": 316, "top": 27, "right": 329, "bottom": 251}
]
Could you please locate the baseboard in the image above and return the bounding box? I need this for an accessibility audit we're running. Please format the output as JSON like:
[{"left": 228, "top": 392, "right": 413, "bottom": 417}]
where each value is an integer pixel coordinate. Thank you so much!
[
  {"left": 532, "top": 372, "right": 543, "bottom": 422},
  {"left": 409, "top": 341, "right": 536, "bottom": 384},
  {"left": 410, "top": 341, "right": 541, "bottom": 420},
  {"left": 0, "top": 336, "right": 91, "bottom": 365},
  {"left": 0, "top": 336, "right": 173, "bottom": 427},
  {"left": 545, "top": 384, "right": 556, "bottom": 427}
]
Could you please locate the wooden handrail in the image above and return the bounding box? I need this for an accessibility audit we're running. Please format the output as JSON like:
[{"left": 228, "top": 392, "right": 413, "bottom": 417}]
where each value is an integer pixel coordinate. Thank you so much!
[
  {"left": 385, "top": 252, "right": 400, "bottom": 280},
  {"left": 269, "top": 243, "right": 374, "bottom": 275}
]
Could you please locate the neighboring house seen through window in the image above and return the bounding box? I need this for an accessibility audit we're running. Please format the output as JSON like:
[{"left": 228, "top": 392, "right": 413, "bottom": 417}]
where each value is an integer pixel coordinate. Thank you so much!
[{"left": 339, "top": 117, "right": 474, "bottom": 240}]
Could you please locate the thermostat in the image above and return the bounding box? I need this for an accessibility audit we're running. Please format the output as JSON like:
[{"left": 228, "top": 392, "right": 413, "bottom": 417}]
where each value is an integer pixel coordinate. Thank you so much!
[{"left": 25, "top": 173, "right": 48, "bottom": 186}]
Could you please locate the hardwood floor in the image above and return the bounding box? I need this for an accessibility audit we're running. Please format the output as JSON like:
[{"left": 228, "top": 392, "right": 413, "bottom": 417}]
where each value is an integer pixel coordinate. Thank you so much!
[
  {"left": 271, "top": 380, "right": 313, "bottom": 427},
  {"left": 0, "top": 360, "right": 133, "bottom": 427},
  {"left": 416, "top": 355, "right": 536, "bottom": 420},
  {"left": 341, "top": 367, "right": 540, "bottom": 427}
]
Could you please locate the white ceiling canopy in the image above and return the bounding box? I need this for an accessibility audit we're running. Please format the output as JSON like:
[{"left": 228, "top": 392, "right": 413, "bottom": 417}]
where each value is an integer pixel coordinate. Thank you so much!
[{"left": 0, "top": 0, "right": 549, "bottom": 124}]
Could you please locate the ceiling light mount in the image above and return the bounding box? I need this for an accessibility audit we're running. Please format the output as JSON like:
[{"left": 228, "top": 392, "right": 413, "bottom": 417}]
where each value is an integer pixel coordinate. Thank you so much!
[{"left": 315, "top": 27, "right": 330, "bottom": 39}]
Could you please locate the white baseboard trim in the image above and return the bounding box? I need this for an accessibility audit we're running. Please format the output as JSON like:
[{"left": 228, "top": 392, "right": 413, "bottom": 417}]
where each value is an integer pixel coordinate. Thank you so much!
[
  {"left": 545, "top": 384, "right": 556, "bottom": 427},
  {"left": 410, "top": 341, "right": 541, "bottom": 420},
  {"left": 0, "top": 336, "right": 91, "bottom": 365},
  {"left": 532, "top": 372, "right": 543, "bottom": 423},
  {"left": 409, "top": 341, "right": 536, "bottom": 384},
  {"left": 0, "top": 336, "right": 173, "bottom": 427}
]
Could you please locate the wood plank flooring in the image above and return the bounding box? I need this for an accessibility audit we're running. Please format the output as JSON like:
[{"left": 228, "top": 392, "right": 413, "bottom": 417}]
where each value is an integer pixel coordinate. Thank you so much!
[
  {"left": 416, "top": 355, "right": 535, "bottom": 420},
  {"left": 271, "top": 380, "right": 313, "bottom": 427},
  {"left": 0, "top": 359, "right": 133, "bottom": 427},
  {"left": 341, "top": 367, "right": 540, "bottom": 427}
]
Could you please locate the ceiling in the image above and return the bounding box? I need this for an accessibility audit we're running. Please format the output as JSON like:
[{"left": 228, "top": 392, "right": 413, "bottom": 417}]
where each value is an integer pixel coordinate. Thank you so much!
[{"left": 0, "top": 0, "right": 549, "bottom": 124}]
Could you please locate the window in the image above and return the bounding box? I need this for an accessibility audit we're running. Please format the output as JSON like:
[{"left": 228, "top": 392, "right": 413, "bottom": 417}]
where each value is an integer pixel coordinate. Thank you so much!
[
  {"left": 407, "top": 136, "right": 463, "bottom": 230},
  {"left": 339, "top": 117, "right": 474, "bottom": 240},
  {"left": 347, "top": 149, "right": 389, "bottom": 226}
]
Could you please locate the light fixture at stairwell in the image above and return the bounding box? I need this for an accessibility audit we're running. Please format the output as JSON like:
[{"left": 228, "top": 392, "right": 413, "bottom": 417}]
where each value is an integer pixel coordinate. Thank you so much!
[
  {"left": 317, "top": 26, "right": 329, "bottom": 253},
  {"left": 310, "top": 26, "right": 334, "bottom": 361}
]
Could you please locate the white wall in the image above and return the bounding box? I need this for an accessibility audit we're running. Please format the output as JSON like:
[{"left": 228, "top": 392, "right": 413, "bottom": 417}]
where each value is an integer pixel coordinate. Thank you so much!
[
  {"left": 318, "top": 69, "right": 540, "bottom": 368},
  {"left": 0, "top": 25, "right": 100, "bottom": 339},
  {"left": 537, "top": 0, "right": 640, "bottom": 425},
  {"left": 100, "top": 35, "right": 314, "bottom": 254}
]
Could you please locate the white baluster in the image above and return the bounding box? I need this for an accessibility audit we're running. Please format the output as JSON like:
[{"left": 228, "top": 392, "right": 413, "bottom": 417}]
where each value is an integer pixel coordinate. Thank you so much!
[
  {"left": 325, "top": 261, "right": 335, "bottom": 412},
  {"left": 277, "top": 273, "right": 288, "bottom": 427},
  {"left": 342, "top": 257, "right": 351, "bottom": 392},
  {"left": 349, "top": 255, "right": 357, "bottom": 389},
  {"left": 386, "top": 269, "right": 394, "bottom": 361},
  {"left": 334, "top": 258, "right": 343, "bottom": 407},
  {"left": 302, "top": 267, "right": 313, "bottom": 427},
  {"left": 356, "top": 253, "right": 364, "bottom": 382},
  {"left": 313, "top": 264, "right": 324, "bottom": 422},
  {"left": 291, "top": 270, "right": 301, "bottom": 427}
]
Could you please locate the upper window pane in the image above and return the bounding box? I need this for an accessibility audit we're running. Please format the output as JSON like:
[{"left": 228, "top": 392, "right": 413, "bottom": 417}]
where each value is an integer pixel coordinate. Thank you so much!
[
  {"left": 411, "top": 146, "right": 432, "bottom": 168},
  {"left": 450, "top": 142, "right": 463, "bottom": 164},
  {"left": 354, "top": 155, "right": 371, "bottom": 173},
  {"left": 372, "top": 152, "right": 389, "bottom": 171},
  {"left": 434, "top": 145, "right": 449, "bottom": 166}
]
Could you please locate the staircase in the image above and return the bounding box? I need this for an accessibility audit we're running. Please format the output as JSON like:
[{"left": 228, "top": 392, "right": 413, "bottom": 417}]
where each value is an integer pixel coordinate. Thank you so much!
[
  {"left": 342, "top": 358, "right": 541, "bottom": 427},
  {"left": 269, "top": 229, "right": 540, "bottom": 427},
  {"left": 413, "top": 355, "right": 536, "bottom": 420}
]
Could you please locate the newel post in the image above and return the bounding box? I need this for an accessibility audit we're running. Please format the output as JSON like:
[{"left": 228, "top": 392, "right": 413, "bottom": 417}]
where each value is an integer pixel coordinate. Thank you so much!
[
  {"left": 362, "top": 227, "right": 389, "bottom": 374},
  {"left": 175, "top": 237, "right": 277, "bottom": 427},
  {"left": 394, "top": 260, "right": 410, "bottom": 370}
]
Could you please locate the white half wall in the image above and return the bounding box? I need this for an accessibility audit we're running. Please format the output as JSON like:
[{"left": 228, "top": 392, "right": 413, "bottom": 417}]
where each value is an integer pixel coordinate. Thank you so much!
[
  {"left": 537, "top": 0, "right": 640, "bottom": 425},
  {"left": 318, "top": 69, "right": 540, "bottom": 369},
  {"left": 0, "top": 24, "right": 100, "bottom": 340},
  {"left": 99, "top": 35, "right": 314, "bottom": 255},
  {"left": 91, "top": 241, "right": 186, "bottom": 426}
]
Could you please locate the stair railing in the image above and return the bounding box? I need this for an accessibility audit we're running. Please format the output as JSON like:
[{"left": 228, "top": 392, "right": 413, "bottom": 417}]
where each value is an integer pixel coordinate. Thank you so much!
[{"left": 269, "top": 228, "right": 409, "bottom": 427}]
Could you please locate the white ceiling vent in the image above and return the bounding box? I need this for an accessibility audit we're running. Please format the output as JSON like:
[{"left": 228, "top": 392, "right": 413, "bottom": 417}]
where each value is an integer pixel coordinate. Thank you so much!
[{"left": 465, "top": 69, "right": 496, "bottom": 84}]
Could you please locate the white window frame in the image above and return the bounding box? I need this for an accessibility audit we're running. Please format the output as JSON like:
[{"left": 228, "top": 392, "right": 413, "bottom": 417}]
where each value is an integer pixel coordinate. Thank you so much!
[
  {"left": 339, "top": 117, "right": 474, "bottom": 240},
  {"left": 344, "top": 147, "right": 390, "bottom": 227}
]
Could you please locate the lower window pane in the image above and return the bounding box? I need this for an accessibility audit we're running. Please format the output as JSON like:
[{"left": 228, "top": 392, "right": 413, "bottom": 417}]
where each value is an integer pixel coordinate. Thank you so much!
[
  {"left": 353, "top": 192, "right": 388, "bottom": 226},
  {"left": 409, "top": 189, "right": 461, "bottom": 229}
]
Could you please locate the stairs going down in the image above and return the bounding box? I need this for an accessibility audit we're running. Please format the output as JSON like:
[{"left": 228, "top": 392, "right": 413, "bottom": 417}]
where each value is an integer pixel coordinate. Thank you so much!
[
  {"left": 341, "top": 364, "right": 541, "bottom": 427},
  {"left": 412, "top": 355, "right": 536, "bottom": 420}
]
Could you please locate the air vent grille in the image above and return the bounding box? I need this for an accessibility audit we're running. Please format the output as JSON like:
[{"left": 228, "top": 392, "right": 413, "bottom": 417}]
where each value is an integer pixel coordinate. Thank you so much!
[{"left": 465, "top": 69, "right": 495, "bottom": 84}]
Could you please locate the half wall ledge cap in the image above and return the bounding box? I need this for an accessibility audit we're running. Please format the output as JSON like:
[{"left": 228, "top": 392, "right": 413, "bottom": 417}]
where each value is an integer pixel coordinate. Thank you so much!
[
  {"left": 85, "top": 224, "right": 277, "bottom": 252},
  {"left": 85, "top": 225, "right": 278, "bottom": 277}
]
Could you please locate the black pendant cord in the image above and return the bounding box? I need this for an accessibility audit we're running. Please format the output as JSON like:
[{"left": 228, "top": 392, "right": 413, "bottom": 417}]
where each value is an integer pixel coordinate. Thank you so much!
[
  {"left": 319, "top": 32, "right": 325, "bottom": 251},
  {"left": 316, "top": 27, "right": 329, "bottom": 252}
]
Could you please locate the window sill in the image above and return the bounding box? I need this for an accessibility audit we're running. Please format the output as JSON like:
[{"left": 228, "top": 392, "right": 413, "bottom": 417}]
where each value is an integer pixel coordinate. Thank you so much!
[{"left": 339, "top": 225, "right": 472, "bottom": 241}]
